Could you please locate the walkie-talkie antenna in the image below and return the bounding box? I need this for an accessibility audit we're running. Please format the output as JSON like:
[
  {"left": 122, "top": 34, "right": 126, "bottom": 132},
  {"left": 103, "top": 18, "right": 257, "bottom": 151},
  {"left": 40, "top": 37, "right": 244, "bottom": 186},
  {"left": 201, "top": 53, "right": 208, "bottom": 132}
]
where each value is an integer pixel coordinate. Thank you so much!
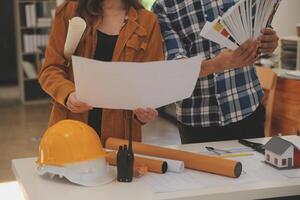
[{"left": 128, "top": 111, "right": 133, "bottom": 152}]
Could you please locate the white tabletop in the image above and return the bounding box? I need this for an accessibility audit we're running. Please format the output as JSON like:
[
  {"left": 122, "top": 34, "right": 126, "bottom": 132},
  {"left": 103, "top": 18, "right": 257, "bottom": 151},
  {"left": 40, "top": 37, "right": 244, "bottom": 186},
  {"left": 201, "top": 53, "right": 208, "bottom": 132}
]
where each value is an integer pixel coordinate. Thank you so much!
[{"left": 12, "top": 135, "right": 300, "bottom": 200}]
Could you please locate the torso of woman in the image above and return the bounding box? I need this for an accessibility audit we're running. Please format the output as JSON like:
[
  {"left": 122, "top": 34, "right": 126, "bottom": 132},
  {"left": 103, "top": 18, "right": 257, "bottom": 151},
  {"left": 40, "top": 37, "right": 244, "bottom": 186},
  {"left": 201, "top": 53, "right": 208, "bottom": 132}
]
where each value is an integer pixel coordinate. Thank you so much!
[
  {"left": 88, "top": 31, "right": 118, "bottom": 134},
  {"left": 88, "top": 7, "right": 125, "bottom": 135},
  {"left": 39, "top": 1, "right": 164, "bottom": 144}
]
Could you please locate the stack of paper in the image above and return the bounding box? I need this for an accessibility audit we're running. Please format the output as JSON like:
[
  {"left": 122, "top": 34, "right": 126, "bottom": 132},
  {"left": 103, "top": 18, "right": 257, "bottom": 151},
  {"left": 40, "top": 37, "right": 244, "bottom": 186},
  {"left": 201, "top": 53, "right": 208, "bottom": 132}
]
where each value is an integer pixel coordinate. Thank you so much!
[{"left": 200, "top": 0, "right": 281, "bottom": 50}]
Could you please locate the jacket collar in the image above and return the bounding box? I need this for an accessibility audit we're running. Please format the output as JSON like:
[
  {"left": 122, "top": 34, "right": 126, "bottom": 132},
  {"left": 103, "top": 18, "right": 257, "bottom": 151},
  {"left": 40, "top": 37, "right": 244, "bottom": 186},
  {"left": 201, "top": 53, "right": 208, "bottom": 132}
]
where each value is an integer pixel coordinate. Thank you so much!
[
  {"left": 127, "top": 6, "right": 138, "bottom": 22},
  {"left": 112, "top": 7, "right": 140, "bottom": 61},
  {"left": 89, "top": 7, "right": 146, "bottom": 61}
]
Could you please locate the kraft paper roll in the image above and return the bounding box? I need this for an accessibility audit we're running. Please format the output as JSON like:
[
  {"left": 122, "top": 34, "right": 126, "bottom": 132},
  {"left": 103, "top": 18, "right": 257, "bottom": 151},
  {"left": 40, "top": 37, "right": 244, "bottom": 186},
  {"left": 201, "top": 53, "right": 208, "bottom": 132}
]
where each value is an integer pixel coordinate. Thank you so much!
[
  {"left": 64, "top": 17, "right": 86, "bottom": 60},
  {"left": 106, "top": 138, "right": 242, "bottom": 178},
  {"left": 105, "top": 151, "right": 168, "bottom": 174}
]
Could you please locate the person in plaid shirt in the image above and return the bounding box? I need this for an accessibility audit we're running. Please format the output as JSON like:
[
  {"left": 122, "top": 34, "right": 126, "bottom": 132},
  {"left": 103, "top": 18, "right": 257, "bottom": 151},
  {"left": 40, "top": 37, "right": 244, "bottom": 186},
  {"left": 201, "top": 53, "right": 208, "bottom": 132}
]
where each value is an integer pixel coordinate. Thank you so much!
[{"left": 152, "top": 0, "right": 279, "bottom": 144}]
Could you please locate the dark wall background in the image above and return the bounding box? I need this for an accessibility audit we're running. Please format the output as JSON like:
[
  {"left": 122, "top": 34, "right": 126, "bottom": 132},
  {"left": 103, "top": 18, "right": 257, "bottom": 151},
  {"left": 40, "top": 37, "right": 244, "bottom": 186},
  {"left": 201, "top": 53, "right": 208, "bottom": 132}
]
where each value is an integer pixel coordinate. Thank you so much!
[{"left": 0, "top": 0, "right": 18, "bottom": 85}]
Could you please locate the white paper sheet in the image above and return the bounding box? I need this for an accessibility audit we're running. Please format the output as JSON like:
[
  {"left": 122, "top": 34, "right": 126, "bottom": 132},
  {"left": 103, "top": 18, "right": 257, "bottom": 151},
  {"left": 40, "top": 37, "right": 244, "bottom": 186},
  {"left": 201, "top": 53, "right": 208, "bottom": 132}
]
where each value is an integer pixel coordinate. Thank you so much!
[
  {"left": 139, "top": 169, "right": 257, "bottom": 193},
  {"left": 139, "top": 153, "right": 290, "bottom": 193},
  {"left": 278, "top": 168, "right": 300, "bottom": 178},
  {"left": 72, "top": 55, "right": 203, "bottom": 110}
]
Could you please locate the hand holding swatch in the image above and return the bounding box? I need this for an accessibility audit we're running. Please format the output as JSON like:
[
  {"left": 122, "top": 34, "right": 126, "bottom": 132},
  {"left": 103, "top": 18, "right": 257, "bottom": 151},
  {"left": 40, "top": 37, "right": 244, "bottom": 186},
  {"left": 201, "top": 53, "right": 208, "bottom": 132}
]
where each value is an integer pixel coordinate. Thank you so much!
[{"left": 200, "top": 0, "right": 281, "bottom": 50}]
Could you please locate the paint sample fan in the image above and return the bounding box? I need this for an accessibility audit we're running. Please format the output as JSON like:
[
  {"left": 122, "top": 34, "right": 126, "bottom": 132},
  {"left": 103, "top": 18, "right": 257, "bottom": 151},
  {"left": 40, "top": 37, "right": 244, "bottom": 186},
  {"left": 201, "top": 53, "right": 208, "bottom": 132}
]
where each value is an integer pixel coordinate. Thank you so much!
[{"left": 200, "top": 0, "right": 281, "bottom": 50}]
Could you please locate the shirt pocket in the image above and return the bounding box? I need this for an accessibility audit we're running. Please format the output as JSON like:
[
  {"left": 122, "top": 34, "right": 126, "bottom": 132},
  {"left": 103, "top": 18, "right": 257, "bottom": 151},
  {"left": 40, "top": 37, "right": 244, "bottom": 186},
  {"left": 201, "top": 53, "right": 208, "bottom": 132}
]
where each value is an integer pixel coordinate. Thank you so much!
[{"left": 124, "top": 27, "right": 148, "bottom": 61}]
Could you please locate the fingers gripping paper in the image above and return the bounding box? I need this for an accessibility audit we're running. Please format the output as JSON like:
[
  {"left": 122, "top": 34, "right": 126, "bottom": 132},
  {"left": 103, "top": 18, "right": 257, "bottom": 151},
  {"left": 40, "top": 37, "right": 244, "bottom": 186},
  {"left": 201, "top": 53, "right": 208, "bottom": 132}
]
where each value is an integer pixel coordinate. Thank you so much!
[
  {"left": 106, "top": 138, "right": 242, "bottom": 178},
  {"left": 64, "top": 17, "right": 86, "bottom": 60},
  {"left": 72, "top": 55, "right": 203, "bottom": 110}
]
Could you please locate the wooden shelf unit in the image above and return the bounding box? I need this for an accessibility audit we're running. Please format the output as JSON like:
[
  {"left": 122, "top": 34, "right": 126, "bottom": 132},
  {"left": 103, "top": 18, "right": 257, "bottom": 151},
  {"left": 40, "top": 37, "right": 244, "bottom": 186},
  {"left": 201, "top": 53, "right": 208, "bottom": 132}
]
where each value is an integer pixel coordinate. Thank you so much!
[
  {"left": 279, "top": 36, "right": 300, "bottom": 71},
  {"left": 14, "top": 0, "right": 57, "bottom": 104}
]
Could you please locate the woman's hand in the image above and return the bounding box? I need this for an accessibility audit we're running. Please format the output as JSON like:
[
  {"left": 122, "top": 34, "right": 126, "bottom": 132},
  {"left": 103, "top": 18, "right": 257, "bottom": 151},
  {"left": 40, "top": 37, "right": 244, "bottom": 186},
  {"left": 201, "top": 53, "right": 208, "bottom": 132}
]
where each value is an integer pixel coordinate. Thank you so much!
[
  {"left": 66, "top": 92, "right": 93, "bottom": 113},
  {"left": 133, "top": 108, "right": 158, "bottom": 124},
  {"left": 257, "top": 28, "right": 279, "bottom": 54}
]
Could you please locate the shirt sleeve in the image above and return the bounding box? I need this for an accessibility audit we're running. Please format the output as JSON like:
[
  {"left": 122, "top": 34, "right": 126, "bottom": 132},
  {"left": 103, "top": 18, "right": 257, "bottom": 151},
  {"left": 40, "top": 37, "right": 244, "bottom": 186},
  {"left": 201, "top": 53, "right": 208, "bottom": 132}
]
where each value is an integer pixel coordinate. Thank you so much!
[{"left": 152, "top": 1, "right": 187, "bottom": 60}]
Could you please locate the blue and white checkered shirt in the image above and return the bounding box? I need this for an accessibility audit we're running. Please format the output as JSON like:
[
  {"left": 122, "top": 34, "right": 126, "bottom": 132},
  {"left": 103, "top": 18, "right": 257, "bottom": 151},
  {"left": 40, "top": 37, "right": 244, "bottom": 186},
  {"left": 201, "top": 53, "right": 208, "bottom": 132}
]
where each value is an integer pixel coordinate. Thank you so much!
[{"left": 152, "top": 0, "right": 264, "bottom": 127}]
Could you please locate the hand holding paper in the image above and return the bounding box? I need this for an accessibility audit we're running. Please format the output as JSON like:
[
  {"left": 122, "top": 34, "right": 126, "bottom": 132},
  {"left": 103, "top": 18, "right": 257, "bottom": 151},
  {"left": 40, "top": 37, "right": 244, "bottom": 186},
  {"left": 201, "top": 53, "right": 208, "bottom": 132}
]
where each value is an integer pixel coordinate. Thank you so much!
[
  {"left": 133, "top": 108, "right": 158, "bottom": 124},
  {"left": 66, "top": 92, "right": 92, "bottom": 113},
  {"left": 200, "top": 0, "right": 281, "bottom": 50}
]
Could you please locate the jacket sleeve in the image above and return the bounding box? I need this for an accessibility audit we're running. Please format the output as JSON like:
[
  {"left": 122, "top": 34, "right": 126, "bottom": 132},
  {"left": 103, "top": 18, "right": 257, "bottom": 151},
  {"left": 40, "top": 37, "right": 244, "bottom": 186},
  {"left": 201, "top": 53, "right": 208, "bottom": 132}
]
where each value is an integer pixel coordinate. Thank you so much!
[{"left": 38, "top": 7, "right": 75, "bottom": 107}]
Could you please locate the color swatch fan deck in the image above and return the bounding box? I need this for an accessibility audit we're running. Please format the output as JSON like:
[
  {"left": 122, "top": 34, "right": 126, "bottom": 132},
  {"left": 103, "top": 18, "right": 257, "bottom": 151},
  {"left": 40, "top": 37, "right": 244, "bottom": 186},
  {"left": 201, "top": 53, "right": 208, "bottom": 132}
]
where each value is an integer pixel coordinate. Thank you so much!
[{"left": 200, "top": 0, "right": 281, "bottom": 50}]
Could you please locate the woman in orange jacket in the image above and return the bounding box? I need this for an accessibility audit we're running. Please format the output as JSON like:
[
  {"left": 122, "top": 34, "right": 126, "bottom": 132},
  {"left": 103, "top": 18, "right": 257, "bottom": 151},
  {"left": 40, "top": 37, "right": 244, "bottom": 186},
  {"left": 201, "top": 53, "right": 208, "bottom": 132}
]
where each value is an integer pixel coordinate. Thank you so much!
[{"left": 38, "top": 0, "right": 164, "bottom": 143}]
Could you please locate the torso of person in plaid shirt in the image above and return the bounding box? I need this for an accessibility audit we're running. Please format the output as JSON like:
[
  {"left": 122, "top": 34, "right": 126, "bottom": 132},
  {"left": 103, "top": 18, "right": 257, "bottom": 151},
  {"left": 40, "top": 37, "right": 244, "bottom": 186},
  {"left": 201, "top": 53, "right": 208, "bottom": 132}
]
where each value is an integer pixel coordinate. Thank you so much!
[{"left": 152, "top": 0, "right": 264, "bottom": 127}]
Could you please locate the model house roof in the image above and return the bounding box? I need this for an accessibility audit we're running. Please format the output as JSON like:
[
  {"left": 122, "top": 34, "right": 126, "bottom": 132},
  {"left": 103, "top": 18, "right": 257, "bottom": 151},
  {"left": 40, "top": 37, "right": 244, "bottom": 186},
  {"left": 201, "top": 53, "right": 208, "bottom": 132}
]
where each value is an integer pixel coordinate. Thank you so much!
[{"left": 265, "top": 137, "right": 295, "bottom": 155}]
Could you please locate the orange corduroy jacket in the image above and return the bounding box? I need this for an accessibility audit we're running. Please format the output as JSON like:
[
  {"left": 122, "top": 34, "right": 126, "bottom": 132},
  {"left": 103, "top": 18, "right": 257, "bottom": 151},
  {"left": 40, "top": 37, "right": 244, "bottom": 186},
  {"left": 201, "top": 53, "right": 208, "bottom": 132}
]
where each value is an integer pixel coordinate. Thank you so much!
[{"left": 38, "top": 1, "right": 164, "bottom": 144}]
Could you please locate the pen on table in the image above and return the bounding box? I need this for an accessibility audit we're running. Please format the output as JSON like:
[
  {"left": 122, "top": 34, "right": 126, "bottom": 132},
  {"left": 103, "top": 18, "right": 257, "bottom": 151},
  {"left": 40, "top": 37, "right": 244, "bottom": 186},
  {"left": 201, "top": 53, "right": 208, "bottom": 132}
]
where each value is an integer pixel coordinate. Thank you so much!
[
  {"left": 205, "top": 146, "right": 232, "bottom": 155},
  {"left": 238, "top": 139, "right": 265, "bottom": 154},
  {"left": 205, "top": 146, "right": 254, "bottom": 158}
]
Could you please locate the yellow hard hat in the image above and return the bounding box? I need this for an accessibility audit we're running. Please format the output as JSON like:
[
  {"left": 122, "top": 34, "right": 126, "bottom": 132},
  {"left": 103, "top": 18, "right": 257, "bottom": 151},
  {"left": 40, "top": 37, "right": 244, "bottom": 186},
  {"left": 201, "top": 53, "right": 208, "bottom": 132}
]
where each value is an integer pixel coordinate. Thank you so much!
[
  {"left": 37, "top": 120, "right": 105, "bottom": 166},
  {"left": 36, "top": 120, "right": 116, "bottom": 186}
]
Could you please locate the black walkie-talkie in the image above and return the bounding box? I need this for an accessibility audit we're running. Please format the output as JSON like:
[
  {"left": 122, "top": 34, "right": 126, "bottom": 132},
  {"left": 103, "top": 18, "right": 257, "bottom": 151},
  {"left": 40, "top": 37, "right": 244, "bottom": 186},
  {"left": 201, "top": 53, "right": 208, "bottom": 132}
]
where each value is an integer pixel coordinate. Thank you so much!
[{"left": 117, "top": 112, "right": 134, "bottom": 182}]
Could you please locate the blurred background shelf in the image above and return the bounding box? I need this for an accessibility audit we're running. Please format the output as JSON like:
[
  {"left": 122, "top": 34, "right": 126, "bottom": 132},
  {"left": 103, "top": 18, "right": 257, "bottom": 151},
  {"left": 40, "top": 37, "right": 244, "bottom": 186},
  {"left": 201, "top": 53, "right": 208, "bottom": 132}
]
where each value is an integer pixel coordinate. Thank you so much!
[
  {"left": 279, "top": 36, "right": 300, "bottom": 71},
  {"left": 0, "top": 0, "right": 18, "bottom": 85},
  {"left": 14, "top": 0, "right": 56, "bottom": 104}
]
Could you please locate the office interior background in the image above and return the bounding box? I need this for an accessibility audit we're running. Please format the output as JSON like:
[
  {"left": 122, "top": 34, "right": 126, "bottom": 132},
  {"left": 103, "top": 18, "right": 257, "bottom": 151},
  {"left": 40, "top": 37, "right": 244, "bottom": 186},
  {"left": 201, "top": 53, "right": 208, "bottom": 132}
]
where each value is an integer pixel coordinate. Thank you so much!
[{"left": 0, "top": 0, "right": 299, "bottom": 199}]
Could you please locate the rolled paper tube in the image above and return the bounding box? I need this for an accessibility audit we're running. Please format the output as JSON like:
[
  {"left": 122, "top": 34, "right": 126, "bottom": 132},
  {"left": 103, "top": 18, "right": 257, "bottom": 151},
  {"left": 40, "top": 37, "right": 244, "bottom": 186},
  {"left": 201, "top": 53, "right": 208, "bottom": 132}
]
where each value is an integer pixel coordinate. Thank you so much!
[
  {"left": 56, "top": 0, "right": 65, "bottom": 6},
  {"left": 105, "top": 138, "right": 242, "bottom": 178},
  {"left": 163, "top": 158, "right": 184, "bottom": 173},
  {"left": 136, "top": 154, "right": 184, "bottom": 173},
  {"left": 105, "top": 151, "right": 168, "bottom": 174},
  {"left": 64, "top": 17, "right": 86, "bottom": 60}
]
